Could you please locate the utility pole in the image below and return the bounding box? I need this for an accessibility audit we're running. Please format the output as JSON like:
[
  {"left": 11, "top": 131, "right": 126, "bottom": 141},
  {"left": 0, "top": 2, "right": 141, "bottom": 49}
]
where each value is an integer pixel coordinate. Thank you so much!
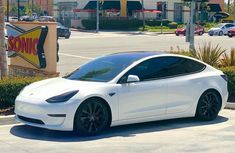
[
  {"left": 0, "top": 0, "right": 7, "bottom": 79},
  {"left": 234, "top": 0, "right": 235, "bottom": 23},
  {"left": 96, "top": 0, "right": 99, "bottom": 33},
  {"left": 141, "top": 0, "right": 145, "bottom": 31},
  {"left": 189, "top": 0, "right": 196, "bottom": 52},
  {"left": 18, "top": 0, "right": 20, "bottom": 21},
  {"left": 7, "top": 0, "right": 9, "bottom": 22}
]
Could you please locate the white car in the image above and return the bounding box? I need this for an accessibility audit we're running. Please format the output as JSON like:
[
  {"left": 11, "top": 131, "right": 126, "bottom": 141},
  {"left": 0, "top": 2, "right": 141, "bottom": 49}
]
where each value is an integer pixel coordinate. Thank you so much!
[
  {"left": 208, "top": 23, "right": 235, "bottom": 36},
  {"left": 15, "top": 52, "right": 228, "bottom": 136}
]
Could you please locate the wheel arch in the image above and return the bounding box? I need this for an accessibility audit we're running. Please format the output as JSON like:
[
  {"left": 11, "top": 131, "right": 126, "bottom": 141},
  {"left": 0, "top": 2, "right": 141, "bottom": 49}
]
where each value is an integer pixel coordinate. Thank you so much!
[
  {"left": 197, "top": 88, "right": 223, "bottom": 110},
  {"left": 73, "top": 96, "right": 112, "bottom": 130}
]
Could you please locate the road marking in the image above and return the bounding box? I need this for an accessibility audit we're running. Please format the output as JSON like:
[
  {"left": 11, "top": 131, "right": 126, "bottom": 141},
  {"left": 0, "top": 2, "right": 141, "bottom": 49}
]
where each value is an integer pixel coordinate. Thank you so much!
[
  {"left": 59, "top": 53, "right": 94, "bottom": 60},
  {"left": 0, "top": 123, "right": 21, "bottom": 128}
]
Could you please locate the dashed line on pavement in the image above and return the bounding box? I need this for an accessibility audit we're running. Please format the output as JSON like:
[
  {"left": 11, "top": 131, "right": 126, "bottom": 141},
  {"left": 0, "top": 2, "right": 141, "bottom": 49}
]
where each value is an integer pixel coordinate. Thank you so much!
[{"left": 59, "top": 53, "right": 94, "bottom": 60}]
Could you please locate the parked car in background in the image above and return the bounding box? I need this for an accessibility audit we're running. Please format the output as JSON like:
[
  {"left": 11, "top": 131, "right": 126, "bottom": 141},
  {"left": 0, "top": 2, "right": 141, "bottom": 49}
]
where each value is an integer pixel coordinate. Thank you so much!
[
  {"left": 208, "top": 23, "right": 235, "bottom": 36},
  {"left": 228, "top": 27, "right": 235, "bottom": 38},
  {"left": 175, "top": 25, "right": 204, "bottom": 36},
  {"left": 57, "top": 22, "right": 71, "bottom": 39}
]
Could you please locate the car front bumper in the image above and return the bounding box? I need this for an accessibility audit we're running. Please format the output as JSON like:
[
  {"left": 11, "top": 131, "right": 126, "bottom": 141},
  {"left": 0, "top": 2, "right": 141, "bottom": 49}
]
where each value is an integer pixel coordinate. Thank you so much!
[{"left": 15, "top": 96, "right": 79, "bottom": 131}]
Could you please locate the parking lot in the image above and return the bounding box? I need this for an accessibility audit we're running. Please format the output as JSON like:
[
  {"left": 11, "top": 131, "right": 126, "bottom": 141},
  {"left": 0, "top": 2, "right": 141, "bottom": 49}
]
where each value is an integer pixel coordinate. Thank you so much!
[
  {"left": 0, "top": 110, "right": 234, "bottom": 153},
  {"left": 57, "top": 31, "right": 235, "bottom": 75}
]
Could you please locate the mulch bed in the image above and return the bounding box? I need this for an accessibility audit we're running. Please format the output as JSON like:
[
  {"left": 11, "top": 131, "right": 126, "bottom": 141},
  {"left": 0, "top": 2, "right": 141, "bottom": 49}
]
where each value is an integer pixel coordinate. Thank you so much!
[{"left": 0, "top": 107, "right": 14, "bottom": 116}]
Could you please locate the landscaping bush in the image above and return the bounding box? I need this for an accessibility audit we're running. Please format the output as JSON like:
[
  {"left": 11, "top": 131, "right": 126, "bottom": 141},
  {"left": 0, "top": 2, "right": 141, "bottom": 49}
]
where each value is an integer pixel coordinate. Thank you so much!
[
  {"left": 168, "top": 22, "right": 178, "bottom": 29},
  {"left": 0, "top": 77, "right": 45, "bottom": 109},
  {"left": 81, "top": 19, "right": 171, "bottom": 30},
  {"left": 220, "top": 66, "right": 235, "bottom": 101},
  {"left": 82, "top": 19, "right": 142, "bottom": 30}
]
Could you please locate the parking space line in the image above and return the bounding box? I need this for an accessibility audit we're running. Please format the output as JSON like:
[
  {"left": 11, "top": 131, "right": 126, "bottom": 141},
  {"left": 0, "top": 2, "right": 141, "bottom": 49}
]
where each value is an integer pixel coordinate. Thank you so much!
[{"left": 59, "top": 53, "right": 94, "bottom": 60}]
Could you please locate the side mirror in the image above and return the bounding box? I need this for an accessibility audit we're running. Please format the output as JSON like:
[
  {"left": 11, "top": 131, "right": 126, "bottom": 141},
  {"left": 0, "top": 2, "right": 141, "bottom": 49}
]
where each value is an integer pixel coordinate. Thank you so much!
[{"left": 127, "top": 75, "right": 140, "bottom": 83}]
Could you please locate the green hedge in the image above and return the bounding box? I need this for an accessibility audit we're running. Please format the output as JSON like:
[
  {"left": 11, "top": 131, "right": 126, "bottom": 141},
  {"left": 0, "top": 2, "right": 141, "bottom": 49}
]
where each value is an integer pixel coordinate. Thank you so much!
[
  {"left": 220, "top": 66, "right": 235, "bottom": 101},
  {"left": 0, "top": 77, "right": 45, "bottom": 109},
  {"left": 81, "top": 19, "right": 171, "bottom": 30}
]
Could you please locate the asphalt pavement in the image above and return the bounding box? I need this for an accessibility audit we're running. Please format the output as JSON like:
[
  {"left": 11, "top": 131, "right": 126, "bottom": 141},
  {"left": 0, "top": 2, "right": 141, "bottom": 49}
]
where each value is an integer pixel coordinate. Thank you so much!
[
  {"left": 57, "top": 31, "right": 235, "bottom": 76},
  {"left": 0, "top": 110, "right": 234, "bottom": 153}
]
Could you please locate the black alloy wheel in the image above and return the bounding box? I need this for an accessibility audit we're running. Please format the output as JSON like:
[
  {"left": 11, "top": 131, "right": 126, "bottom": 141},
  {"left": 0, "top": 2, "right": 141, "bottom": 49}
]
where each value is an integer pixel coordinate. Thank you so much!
[
  {"left": 196, "top": 90, "right": 221, "bottom": 121},
  {"left": 74, "top": 99, "right": 110, "bottom": 136}
]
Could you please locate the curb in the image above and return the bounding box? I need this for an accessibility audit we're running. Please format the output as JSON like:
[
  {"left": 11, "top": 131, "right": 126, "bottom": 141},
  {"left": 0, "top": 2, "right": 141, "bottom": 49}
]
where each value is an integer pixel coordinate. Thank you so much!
[
  {"left": 225, "top": 102, "right": 235, "bottom": 109},
  {"left": 0, "top": 115, "right": 17, "bottom": 126}
]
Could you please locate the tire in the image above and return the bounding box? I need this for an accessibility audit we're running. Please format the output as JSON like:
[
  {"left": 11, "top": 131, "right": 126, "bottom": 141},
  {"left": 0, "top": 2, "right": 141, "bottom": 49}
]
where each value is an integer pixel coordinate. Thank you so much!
[
  {"left": 199, "top": 31, "right": 203, "bottom": 36},
  {"left": 176, "top": 33, "right": 179, "bottom": 36},
  {"left": 65, "top": 35, "right": 70, "bottom": 39},
  {"left": 74, "top": 98, "right": 111, "bottom": 136},
  {"left": 228, "top": 33, "right": 233, "bottom": 38},
  {"left": 195, "top": 90, "right": 221, "bottom": 121},
  {"left": 219, "top": 31, "right": 223, "bottom": 36},
  {"left": 209, "top": 32, "right": 213, "bottom": 36}
]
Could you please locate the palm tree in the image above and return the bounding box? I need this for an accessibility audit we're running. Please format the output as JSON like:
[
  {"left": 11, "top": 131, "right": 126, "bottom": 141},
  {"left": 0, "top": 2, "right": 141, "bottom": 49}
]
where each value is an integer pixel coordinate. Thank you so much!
[{"left": 0, "top": 0, "right": 7, "bottom": 79}]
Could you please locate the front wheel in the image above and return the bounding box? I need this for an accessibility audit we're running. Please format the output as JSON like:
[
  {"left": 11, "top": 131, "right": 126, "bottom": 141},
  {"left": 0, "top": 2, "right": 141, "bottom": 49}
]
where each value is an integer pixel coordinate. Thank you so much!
[
  {"left": 195, "top": 90, "right": 221, "bottom": 121},
  {"left": 219, "top": 31, "right": 223, "bottom": 36},
  {"left": 74, "top": 98, "right": 110, "bottom": 136}
]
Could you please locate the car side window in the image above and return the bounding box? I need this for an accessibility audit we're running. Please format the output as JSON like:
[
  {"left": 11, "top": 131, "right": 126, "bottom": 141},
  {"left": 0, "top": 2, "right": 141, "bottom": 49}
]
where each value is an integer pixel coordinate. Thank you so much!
[
  {"left": 119, "top": 57, "right": 169, "bottom": 83},
  {"left": 166, "top": 57, "right": 206, "bottom": 76}
]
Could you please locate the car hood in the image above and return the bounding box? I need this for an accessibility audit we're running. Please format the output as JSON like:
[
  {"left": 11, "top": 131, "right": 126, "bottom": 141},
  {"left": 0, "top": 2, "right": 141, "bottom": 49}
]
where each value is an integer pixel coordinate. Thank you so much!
[{"left": 20, "top": 77, "right": 106, "bottom": 99}]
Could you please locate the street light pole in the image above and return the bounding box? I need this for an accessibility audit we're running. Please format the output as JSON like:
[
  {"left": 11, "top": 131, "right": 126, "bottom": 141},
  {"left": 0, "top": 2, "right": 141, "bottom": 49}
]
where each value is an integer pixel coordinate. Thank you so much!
[
  {"left": 189, "top": 0, "right": 196, "bottom": 52},
  {"left": 7, "top": 0, "right": 9, "bottom": 22},
  {"left": 96, "top": 0, "right": 99, "bottom": 33},
  {"left": 18, "top": 0, "right": 20, "bottom": 21},
  {"left": 141, "top": 0, "right": 145, "bottom": 31}
]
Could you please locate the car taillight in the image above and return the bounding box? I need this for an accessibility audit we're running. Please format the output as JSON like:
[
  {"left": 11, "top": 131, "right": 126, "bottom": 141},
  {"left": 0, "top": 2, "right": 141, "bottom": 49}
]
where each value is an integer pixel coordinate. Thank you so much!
[{"left": 221, "top": 74, "right": 228, "bottom": 82}]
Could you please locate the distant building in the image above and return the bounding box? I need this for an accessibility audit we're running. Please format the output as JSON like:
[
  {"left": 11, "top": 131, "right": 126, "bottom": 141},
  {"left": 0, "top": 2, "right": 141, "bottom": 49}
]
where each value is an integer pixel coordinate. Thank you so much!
[
  {"left": 6, "top": 0, "right": 53, "bottom": 16},
  {"left": 52, "top": 0, "right": 225, "bottom": 27}
]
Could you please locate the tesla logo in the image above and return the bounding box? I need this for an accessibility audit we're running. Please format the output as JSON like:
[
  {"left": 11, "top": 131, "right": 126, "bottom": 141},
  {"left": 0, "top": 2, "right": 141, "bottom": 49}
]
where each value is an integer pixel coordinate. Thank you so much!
[{"left": 6, "top": 24, "right": 48, "bottom": 69}]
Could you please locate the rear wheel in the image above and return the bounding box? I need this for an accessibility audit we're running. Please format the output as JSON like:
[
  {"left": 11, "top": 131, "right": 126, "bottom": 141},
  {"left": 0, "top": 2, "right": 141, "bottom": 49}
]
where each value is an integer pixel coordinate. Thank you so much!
[
  {"left": 199, "top": 31, "right": 203, "bottom": 36},
  {"left": 74, "top": 98, "right": 110, "bottom": 136},
  {"left": 195, "top": 90, "right": 221, "bottom": 121}
]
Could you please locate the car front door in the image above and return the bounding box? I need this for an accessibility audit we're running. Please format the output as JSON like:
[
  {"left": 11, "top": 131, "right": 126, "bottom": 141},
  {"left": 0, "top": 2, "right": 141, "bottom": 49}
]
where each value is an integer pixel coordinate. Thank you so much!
[{"left": 117, "top": 57, "right": 169, "bottom": 120}]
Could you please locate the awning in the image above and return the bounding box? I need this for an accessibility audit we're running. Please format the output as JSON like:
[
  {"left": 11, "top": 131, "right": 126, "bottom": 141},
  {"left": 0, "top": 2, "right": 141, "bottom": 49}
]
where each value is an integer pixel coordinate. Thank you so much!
[
  {"left": 127, "top": 1, "right": 142, "bottom": 11},
  {"left": 213, "top": 12, "right": 230, "bottom": 18},
  {"left": 83, "top": 1, "right": 142, "bottom": 11},
  {"left": 208, "top": 4, "right": 222, "bottom": 12}
]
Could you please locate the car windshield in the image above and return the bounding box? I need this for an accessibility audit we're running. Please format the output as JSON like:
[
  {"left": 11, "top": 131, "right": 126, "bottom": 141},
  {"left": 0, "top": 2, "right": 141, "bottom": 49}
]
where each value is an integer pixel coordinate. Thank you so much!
[
  {"left": 216, "top": 24, "right": 225, "bottom": 28},
  {"left": 65, "top": 52, "right": 158, "bottom": 82}
]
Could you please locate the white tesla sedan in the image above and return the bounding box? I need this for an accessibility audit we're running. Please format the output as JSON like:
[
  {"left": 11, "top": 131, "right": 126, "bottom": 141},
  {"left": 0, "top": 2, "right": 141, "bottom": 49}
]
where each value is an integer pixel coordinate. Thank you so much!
[
  {"left": 208, "top": 23, "right": 235, "bottom": 36},
  {"left": 15, "top": 52, "right": 228, "bottom": 136}
]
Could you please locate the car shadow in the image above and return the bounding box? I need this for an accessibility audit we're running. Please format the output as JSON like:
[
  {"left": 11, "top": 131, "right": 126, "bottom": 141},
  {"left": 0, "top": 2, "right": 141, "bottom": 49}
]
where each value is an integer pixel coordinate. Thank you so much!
[{"left": 10, "top": 116, "right": 228, "bottom": 142}]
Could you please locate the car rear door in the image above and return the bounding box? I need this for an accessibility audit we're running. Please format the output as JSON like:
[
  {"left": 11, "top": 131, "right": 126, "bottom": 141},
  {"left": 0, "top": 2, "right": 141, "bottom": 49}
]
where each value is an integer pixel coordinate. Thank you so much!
[{"left": 165, "top": 57, "right": 206, "bottom": 114}]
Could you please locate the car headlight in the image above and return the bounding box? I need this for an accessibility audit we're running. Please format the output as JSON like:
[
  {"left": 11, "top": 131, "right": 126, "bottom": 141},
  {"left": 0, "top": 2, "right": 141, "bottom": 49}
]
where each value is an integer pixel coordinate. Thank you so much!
[{"left": 46, "top": 90, "right": 79, "bottom": 103}]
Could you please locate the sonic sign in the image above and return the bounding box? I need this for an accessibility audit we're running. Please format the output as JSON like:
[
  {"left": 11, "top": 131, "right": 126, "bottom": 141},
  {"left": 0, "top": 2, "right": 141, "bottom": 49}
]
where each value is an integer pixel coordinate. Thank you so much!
[{"left": 6, "top": 24, "right": 48, "bottom": 69}]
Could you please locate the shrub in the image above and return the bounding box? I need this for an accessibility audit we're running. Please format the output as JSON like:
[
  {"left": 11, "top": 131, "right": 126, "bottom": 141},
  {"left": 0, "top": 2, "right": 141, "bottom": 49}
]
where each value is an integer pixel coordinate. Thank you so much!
[
  {"left": 220, "top": 66, "right": 235, "bottom": 101},
  {"left": 82, "top": 19, "right": 142, "bottom": 30},
  {"left": 168, "top": 22, "right": 178, "bottom": 29},
  {"left": 81, "top": 19, "right": 171, "bottom": 30},
  {"left": 0, "top": 77, "right": 45, "bottom": 109},
  {"left": 220, "top": 48, "right": 235, "bottom": 67},
  {"left": 195, "top": 42, "right": 226, "bottom": 67}
]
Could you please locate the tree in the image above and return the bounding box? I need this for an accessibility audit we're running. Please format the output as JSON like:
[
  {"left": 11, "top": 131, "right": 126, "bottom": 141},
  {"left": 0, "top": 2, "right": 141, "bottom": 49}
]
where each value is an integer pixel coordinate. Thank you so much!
[{"left": 0, "top": 0, "right": 7, "bottom": 79}]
